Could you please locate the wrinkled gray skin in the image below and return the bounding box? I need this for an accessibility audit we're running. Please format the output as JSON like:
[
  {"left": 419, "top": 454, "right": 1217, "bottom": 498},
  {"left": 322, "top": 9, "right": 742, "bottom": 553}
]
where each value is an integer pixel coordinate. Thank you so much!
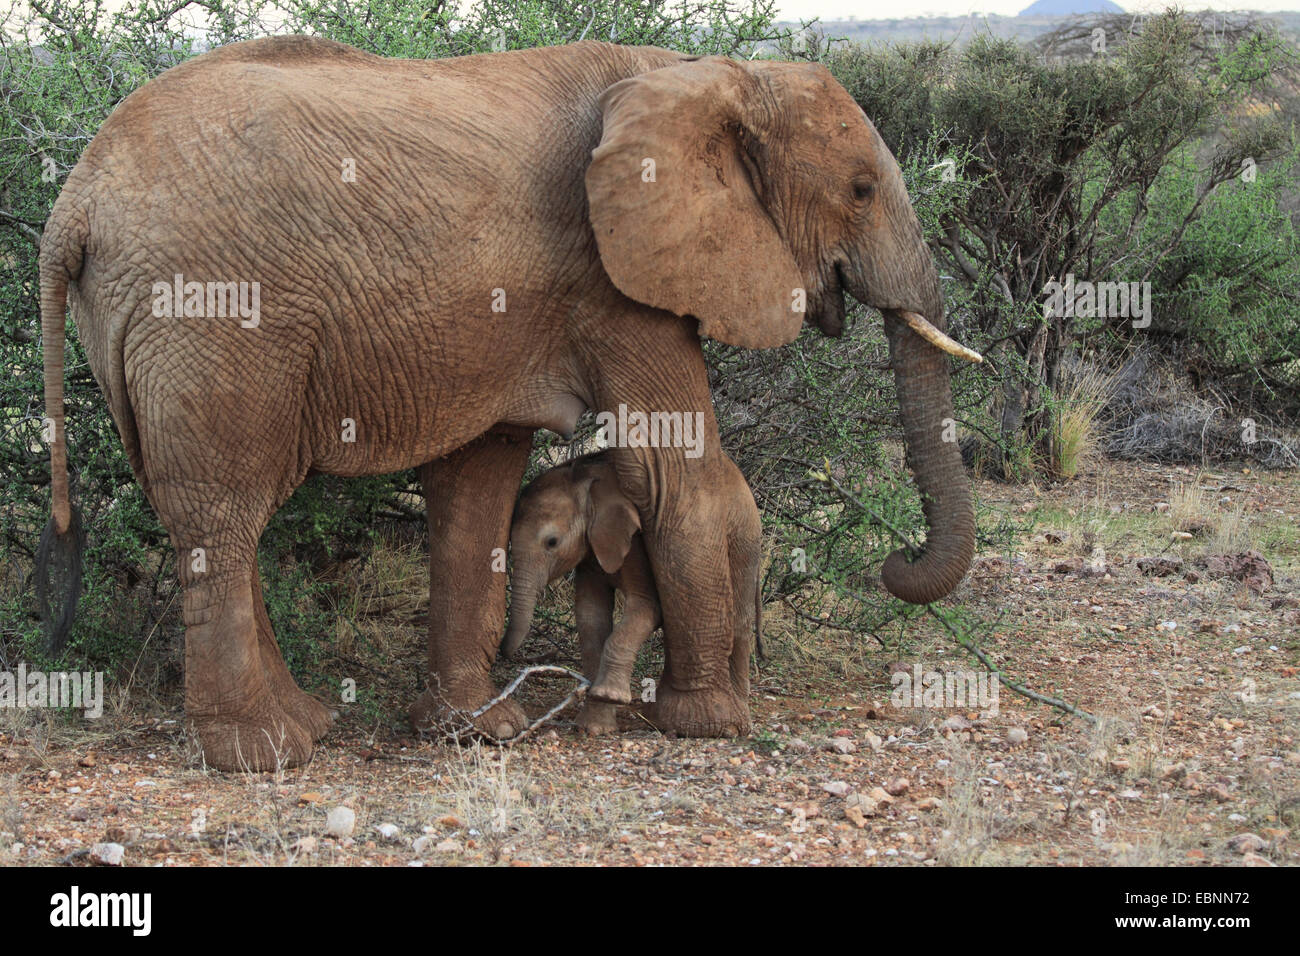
[{"left": 39, "top": 36, "right": 975, "bottom": 769}]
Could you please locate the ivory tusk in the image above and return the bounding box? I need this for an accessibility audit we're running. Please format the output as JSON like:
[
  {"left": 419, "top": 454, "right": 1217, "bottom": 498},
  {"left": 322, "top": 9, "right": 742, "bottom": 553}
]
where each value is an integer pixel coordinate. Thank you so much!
[{"left": 899, "top": 311, "right": 984, "bottom": 364}]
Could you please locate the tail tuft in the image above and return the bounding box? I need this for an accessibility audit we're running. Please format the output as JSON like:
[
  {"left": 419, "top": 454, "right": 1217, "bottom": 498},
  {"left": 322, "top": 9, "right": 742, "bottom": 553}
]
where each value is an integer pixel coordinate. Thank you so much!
[{"left": 35, "top": 504, "right": 84, "bottom": 653}]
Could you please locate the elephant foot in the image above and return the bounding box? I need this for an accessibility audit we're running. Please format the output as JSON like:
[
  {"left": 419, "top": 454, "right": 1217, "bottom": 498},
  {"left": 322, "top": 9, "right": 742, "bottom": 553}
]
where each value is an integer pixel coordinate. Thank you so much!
[
  {"left": 588, "top": 676, "right": 632, "bottom": 705},
  {"left": 647, "top": 682, "right": 751, "bottom": 738},
  {"left": 257, "top": 619, "right": 334, "bottom": 743},
  {"left": 409, "top": 687, "right": 529, "bottom": 742},
  {"left": 189, "top": 701, "right": 313, "bottom": 772},
  {"left": 576, "top": 700, "right": 620, "bottom": 735},
  {"left": 275, "top": 684, "right": 335, "bottom": 743}
]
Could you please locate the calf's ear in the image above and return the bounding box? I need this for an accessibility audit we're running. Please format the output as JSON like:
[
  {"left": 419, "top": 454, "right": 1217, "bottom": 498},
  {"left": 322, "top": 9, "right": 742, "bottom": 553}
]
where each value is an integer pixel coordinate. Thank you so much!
[{"left": 585, "top": 477, "right": 641, "bottom": 574}]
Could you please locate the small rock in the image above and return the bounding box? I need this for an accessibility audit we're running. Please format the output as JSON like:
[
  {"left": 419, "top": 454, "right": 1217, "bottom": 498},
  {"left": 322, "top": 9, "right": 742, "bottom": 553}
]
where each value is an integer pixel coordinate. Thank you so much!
[
  {"left": 374, "top": 823, "right": 401, "bottom": 841},
  {"left": 291, "top": 837, "right": 318, "bottom": 855},
  {"left": 884, "top": 777, "right": 910, "bottom": 796},
  {"left": 915, "top": 797, "right": 944, "bottom": 811},
  {"left": 325, "top": 807, "right": 356, "bottom": 839},
  {"left": 434, "top": 839, "right": 462, "bottom": 854},
  {"left": 1227, "top": 833, "right": 1267, "bottom": 854},
  {"left": 830, "top": 738, "right": 856, "bottom": 755},
  {"left": 89, "top": 842, "right": 124, "bottom": 866},
  {"left": 412, "top": 836, "right": 432, "bottom": 854},
  {"left": 1137, "top": 556, "right": 1183, "bottom": 577},
  {"left": 821, "top": 781, "right": 850, "bottom": 797},
  {"left": 1242, "top": 852, "right": 1275, "bottom": 867},
  {"left": 1007, "top": 728, "right": 1029, "bottom": 746},
  {"left": 845, "top": 792, "right": 878, "bottom": 816}
]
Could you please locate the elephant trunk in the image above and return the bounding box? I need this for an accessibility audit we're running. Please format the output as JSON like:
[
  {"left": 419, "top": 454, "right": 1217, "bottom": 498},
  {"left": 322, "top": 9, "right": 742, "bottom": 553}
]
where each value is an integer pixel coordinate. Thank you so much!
[
  {"left": 502, "top": 569, "right": 544, "bottom": 659},
  {"left": 879, "top": 308, "right": 976, "bottom": 604}
]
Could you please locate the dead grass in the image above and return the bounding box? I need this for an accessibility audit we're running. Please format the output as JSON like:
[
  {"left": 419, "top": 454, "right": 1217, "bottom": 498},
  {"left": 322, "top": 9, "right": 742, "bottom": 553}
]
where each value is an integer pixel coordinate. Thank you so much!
[{"left": 1051, "top": 361, "right": 1121, "bottom": 479}]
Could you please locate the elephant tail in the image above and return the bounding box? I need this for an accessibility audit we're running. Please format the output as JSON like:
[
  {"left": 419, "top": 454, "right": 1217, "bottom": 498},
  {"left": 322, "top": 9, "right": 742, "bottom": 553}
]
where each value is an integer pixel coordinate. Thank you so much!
[
  {"left": 36, "top": 212, "right": 87, "bottom": 652},
  {"left": 753, "top": 570, "right": 764, "bottom": 661}
]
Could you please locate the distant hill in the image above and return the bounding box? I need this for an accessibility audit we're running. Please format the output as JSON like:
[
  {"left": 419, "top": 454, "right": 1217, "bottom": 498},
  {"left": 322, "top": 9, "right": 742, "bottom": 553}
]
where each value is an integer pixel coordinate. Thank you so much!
[
  {"left": 1019, "top": 0, "right": 1124, "bottom": 15},
  {"left": 774, "top": 10, "right": 1300, "bottom": 49}
]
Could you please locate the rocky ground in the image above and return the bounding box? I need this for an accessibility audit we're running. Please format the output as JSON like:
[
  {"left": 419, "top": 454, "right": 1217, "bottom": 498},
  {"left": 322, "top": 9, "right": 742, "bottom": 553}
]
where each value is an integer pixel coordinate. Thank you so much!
[{"left": 2, "top": 457, "right": 1297, "bottom": 866}]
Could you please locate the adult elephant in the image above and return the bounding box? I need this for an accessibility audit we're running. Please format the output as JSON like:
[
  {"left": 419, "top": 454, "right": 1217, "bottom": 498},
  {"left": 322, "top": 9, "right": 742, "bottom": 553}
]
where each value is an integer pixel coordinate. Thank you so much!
[{"left": 38, "top": 36, "right": 979, "bottom": 771}]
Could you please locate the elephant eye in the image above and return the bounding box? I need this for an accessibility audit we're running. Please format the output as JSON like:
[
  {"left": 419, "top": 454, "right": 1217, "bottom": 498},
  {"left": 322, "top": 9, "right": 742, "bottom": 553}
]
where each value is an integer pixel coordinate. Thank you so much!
[
  {"left": 853, "top": 180, "right": 875, "bottom": 203},
  {"left": 545, "top": 536, "right": 559, "bottom": 549}
]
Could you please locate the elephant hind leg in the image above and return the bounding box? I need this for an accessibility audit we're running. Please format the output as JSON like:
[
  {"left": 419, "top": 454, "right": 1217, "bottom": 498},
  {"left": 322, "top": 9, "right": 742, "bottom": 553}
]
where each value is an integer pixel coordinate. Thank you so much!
[
  {"left": 409, "top": 428, "right": 534, "bottom": 741},
  {"left": 157, "top": 481, "right": 313, "bottom": 771},
  {"left": 178, "top": 553, "right": 313, "bottom": 771},
  {"left": 251, "top": 562, "right": 334, "bottom": 743}
]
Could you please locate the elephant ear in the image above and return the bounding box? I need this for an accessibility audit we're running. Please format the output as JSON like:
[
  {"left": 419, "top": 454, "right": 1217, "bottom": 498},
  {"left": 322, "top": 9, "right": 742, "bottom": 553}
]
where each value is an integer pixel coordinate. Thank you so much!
[
  {"left": 585, "top": 477, "right": 642, "bottom": 574},
  {"left": 585, "top": 58, "right": 806, "bottom": 349}
]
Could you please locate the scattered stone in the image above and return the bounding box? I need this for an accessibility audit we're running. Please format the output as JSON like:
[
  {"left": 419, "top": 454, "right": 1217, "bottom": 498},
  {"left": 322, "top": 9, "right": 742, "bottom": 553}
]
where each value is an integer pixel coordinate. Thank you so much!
[
  {"left": 374, "top": 823, "right": 401, "bottom": 842},
  {"left": 884, "top": 777, "right": 910, "bottom": 797},
  {"left": 941, "top": 715, "right": 971, "bottom": 733},
  {"left": 1203, "top": 551, "right": 1273, "bottom": 594},
  {"left": 846, "top": 792, "right": 879, "bottom": 816},
  {"left": 821, "top": 781, "right": 850, "bottom": 797},
  {"left": 1137, "top": 556, "right": 1183, "bottom": 577},
  {"left": 434, "top": 839, "right": 462, "bottom": 854},
  {"left": 89, "top": 842, "right": 124, "bottom": 866},
  {"left": 863, "top": 732, "right": 883, "bottom": 751},
  {"left": 291, "top": 837, "right": 318, "bottom": 856},
  {"left": 412, "top": 836, "right": 432, "bottom": 855},
  {"left": 1242, "top": 852, "right": 1275, "bottom": 868},
  {"left": 829, "top": 738, "right": 856, "bottom": 755},
  {"left": 915, "top": 797, "right": 944, "bottom": 811},
  {"left": 325, "top": 807, "right": 356, "bottom": 839},
  {"left": 1227, "top": 833, "right": 1267, "bottom": 854},
  {"left": 1007, "top": 728, "right": 1029, "bottom": 746}
]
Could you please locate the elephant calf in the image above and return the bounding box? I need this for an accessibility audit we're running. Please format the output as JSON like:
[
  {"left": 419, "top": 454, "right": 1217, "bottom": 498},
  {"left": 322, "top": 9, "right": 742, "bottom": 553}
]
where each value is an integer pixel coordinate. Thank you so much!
[{"left": 503, "top": 450, "right": 761, "bottom": 734}]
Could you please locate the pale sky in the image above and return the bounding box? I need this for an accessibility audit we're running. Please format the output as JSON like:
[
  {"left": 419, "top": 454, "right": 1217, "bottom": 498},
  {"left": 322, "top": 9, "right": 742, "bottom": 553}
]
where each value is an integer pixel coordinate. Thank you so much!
[{"left": 778, "top": 1, "right": 1300, "bottom": 18}]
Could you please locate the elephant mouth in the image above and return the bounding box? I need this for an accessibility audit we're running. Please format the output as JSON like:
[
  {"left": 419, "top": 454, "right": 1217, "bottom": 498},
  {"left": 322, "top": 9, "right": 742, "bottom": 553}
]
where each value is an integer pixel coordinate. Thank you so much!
[{"left": 812, "top": 263, "right": 848, "bottom": 338}]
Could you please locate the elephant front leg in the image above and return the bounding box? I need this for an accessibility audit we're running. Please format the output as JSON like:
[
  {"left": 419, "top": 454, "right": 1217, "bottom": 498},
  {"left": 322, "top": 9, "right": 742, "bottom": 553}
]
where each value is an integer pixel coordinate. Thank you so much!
[
  {"left": 410, "top": 427, "right": 535, "bottom": 740},
  {"left": 644, "top": 509, "right": 750, "bottom": 737},
  {"left": 573, "top": 566, "right": 618, "bottom": 735},
  {"left": 610, "top": 453, "right": 752, "bottom": 738}
]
